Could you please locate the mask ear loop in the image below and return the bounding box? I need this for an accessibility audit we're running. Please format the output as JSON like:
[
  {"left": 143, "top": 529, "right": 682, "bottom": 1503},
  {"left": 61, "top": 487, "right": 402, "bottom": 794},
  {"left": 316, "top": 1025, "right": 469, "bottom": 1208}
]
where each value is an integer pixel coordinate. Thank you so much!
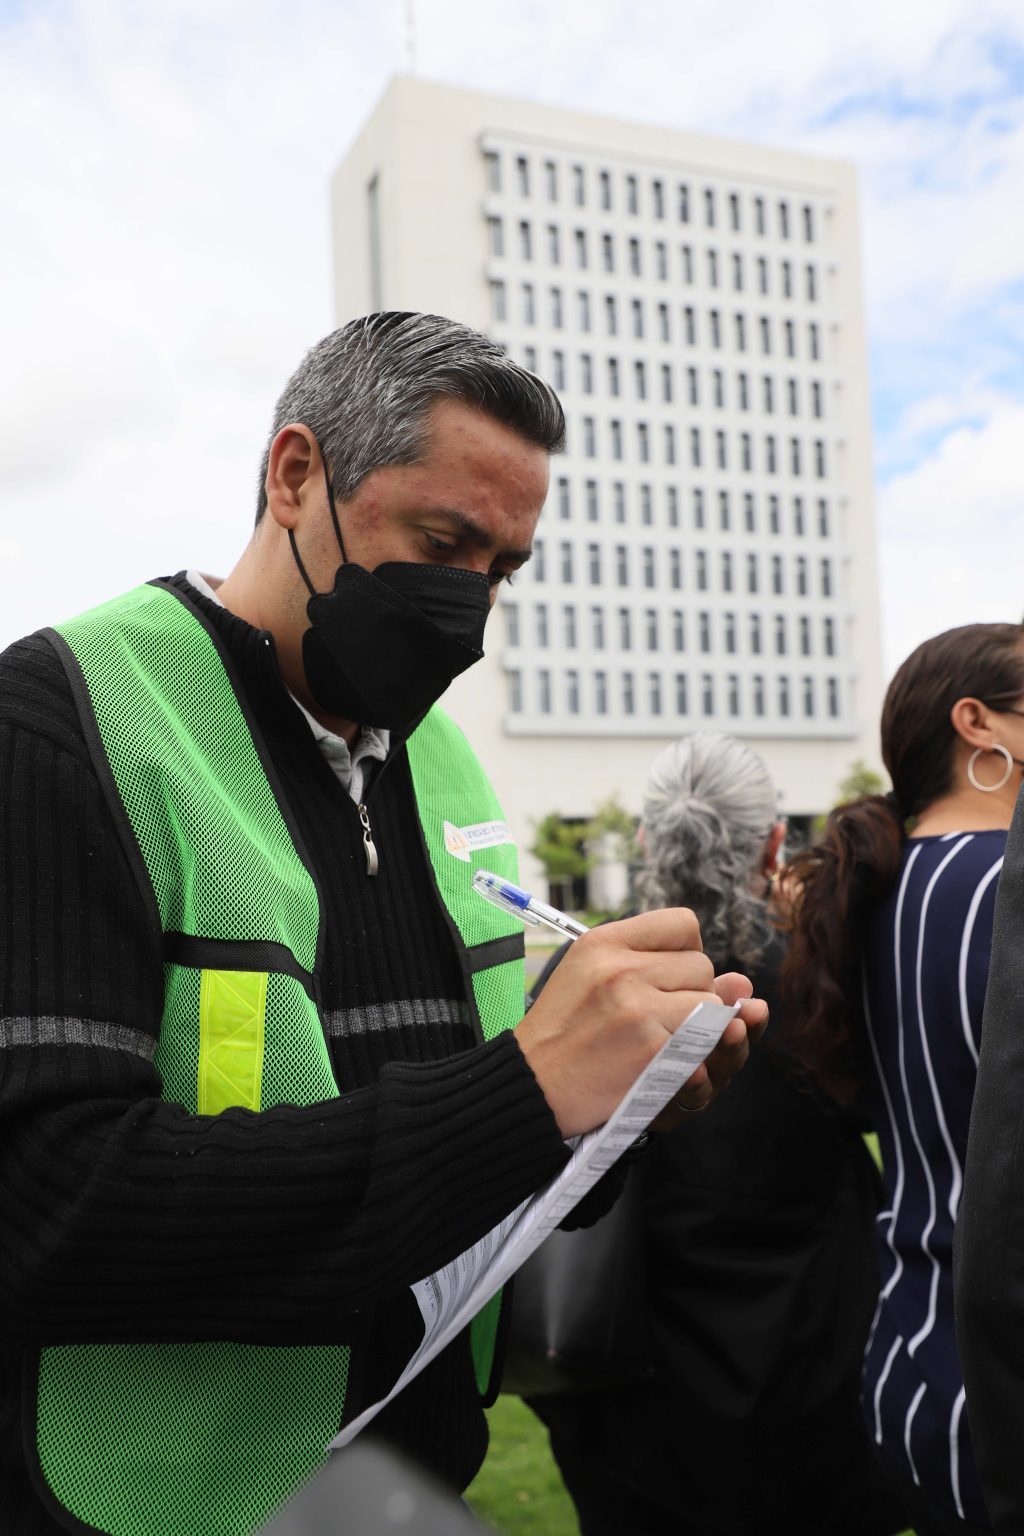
[{"left": 288, "top": 454, "right": 348, "bottom": 599}]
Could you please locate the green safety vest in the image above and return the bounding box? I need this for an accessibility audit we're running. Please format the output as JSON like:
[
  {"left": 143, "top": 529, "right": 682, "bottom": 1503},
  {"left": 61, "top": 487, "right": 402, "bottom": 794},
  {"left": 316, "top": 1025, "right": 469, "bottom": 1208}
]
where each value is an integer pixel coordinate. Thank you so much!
[{"left": 32, "top": 580, "right": 526, "bottom": 1536}]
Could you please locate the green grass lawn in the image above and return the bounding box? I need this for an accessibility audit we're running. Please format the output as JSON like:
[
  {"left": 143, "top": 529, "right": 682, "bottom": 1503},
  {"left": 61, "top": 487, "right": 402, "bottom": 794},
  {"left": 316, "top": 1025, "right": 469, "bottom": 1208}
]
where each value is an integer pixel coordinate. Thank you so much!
[{"left": 467, "top": 1394, "right": 916, "bottom": 1536}]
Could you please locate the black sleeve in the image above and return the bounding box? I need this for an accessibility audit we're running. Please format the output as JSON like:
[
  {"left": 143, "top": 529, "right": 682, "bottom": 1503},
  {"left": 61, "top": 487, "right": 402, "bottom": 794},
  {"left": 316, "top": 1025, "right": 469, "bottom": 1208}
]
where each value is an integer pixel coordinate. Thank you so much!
[
  {"left": 954, "top": 791, "right": 1024, "bottom": 1532},
  {"left": 0, "top": 638, "right": 570, "bottom": 1349}
]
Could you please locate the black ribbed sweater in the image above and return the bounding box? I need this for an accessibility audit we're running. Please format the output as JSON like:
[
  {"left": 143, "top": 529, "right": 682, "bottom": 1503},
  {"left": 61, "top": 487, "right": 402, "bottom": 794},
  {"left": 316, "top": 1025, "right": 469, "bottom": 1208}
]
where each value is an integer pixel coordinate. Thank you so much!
[{"left": 0, "top": 576, "right": 570, "bottom": 1532}]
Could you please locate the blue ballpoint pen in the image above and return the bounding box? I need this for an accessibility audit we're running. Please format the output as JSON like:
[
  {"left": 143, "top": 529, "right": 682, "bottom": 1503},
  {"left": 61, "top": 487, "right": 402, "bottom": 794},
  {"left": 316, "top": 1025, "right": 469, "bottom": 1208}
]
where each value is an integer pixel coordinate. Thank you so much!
[{"left": 473, "top": 869, "right": 590, "bottom": 942}]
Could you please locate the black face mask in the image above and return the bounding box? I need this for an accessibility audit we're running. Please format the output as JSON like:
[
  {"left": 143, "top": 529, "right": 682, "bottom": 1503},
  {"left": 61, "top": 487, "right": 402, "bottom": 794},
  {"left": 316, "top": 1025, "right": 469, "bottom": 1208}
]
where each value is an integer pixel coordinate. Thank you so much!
[{"left": 289, "top": 471, "right": 492, "bottom": 734}]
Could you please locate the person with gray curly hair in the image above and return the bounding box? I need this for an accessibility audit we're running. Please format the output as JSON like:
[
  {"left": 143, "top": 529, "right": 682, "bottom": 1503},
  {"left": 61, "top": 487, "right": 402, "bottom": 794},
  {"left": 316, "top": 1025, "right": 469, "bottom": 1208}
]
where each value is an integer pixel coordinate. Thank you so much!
[{"left": 531, "top": 733, "right": 905, "bottom": 1536}]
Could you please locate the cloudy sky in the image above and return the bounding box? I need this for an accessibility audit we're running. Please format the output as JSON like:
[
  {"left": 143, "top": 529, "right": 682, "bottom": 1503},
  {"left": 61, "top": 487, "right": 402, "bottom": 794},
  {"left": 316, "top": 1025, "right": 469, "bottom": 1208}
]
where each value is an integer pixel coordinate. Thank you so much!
[{"left": 1, "top": 0, "right": 1021, "bottom": 671}]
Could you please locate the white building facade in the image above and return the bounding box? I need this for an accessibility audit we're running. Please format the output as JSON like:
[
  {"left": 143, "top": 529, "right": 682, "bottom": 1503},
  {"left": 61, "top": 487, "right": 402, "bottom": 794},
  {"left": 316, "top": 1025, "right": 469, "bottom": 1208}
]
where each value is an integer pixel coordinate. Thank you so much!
[{"left": 331, "top": 77, "right": 885, "bottom": 896}]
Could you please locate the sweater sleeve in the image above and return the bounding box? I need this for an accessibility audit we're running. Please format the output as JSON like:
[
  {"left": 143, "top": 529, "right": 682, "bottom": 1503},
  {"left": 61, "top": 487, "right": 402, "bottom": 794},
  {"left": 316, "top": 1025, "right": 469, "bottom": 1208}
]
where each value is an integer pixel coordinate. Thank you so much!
[
  {"left": 954, "top": 810, "right": 1024, "bottom": 1532},
  {"left": 0, "top": 639, "right": 570, "bottom": 1349}
]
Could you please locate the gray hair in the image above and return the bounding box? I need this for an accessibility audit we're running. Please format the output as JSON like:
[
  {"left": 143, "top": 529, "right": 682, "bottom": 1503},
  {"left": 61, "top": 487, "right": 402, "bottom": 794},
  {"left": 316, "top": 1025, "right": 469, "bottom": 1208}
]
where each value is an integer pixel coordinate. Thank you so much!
[
  {"left": 636, "top": 733, "right": 779, "bottom": 970},
  {"left": 255, "top": 312, "right": 565, "bottom": 521}
]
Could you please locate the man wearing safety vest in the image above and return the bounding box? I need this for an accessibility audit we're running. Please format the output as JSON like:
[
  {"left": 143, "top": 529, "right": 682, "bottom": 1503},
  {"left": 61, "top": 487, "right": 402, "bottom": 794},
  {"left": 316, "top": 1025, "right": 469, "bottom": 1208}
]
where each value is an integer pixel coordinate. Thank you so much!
[{"left": 0, "top": 312, "right": 765, "bottom": 1536}]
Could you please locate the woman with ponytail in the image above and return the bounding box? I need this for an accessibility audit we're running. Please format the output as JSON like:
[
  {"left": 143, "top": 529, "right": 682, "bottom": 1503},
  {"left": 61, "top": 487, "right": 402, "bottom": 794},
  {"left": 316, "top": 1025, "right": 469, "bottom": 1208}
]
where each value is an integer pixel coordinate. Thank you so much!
[
  {"left": 529, "top": 733, "right": 902, "bottom": 1536},
  {"left": 782, "top": 622, "right": 1024, "bottom": 1536}
]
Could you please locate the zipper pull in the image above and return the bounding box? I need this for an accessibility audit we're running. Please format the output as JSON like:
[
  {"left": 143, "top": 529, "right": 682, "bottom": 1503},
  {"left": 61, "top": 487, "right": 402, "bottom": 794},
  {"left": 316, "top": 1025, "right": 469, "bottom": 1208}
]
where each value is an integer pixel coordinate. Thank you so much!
[{"left": 358, "top": 803, "right": 379, "bottom": 877}]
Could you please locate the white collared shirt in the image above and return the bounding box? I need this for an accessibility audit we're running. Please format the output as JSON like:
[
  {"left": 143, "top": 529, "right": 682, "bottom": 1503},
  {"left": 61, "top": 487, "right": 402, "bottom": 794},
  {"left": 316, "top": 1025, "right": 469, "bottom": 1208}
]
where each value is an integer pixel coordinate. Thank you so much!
[{"left": 186, "top": 570, "right": 389, "bottom": 804}]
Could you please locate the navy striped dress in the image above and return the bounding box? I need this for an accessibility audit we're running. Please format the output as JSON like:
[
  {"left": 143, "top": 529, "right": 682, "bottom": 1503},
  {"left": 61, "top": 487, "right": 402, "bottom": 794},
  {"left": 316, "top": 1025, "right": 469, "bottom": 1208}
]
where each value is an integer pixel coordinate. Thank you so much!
[{"left": 861, "top": 829, "right": 1006, "bottom": 1528}]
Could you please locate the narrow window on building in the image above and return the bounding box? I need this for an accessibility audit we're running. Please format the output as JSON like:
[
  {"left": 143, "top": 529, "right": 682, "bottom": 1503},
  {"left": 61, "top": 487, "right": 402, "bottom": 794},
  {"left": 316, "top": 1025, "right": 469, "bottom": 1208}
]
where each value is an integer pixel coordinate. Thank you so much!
[
  {"left": 699, "top": 610, "right": 712, "bottom": 652},
  {"left": 790, "top": 437, "right": 802, "bottom": 477},
  {"left": 640, "top": 483, "right": 653, "bottom": 524},
  {"left": 806, "top": 264, "right": 817, "bottom": 302},
  {"left": 679, "top": 182, "right": 690, "bottom": 222},
  {"left": 623, "top": 672, "right": 635, "bottom": 715},
  {"left": 707, "top": 248, "right": 719, "bottom": 287},
  {"left": 591, "top": 606, "right": 606, "bottom": 648},
  {"left": 538, "top": 668, "right": 551, "bottom": 713},
  {"left": 521, "top": 282, "right": 535, "bottom": 324},
  {"left": 652, "top": 178, "right": 665, "bottom": 219},
  {"left": 547, "top": 224, "right": 561, "bottom": 265},
  {"left": 646, "top": 609, "right": 659, "bottom": 650},
  {"left": 673, "top": 610, "right": 685, "bottom": 650},
  {"left": 757, "top": 255, "right": 768, "bottom": 294},
  {"left": 760, "top": 315, "right": 772, "bottom": 355},
  {"left": 588, "top": 541, "right": 601, "bottom": 582},
  {"left": 667, "top": 486, "right": 679, "bottom": 526},
  {"left": 812, "top": 381, "right": 823, "bottom": 419},
  {"left": 655, "top": 241, "right": 668, "bottom": 279},
  {"left": 602, "top": 232, "right": 614, "bottom": 272},
  {"left": 732, "top": 252, "right": 743, "bottom": 291},
  {"left": 687, "top": 366, "right": 699, "bottom": 406},
  {"left": 802, "top": 674, "right": 814, "bottom": 717},
  {"left": 787, "top": 377, "right": 798, "bottom": 416},
  {"left": 734, "top": 312, "right": 746, "bottom": 352},
  {"left": 778, "top": 200, "right": 790, "bottom": 239},
  {"left": 753, "top": 674, "right": 765, "bottom": 716},
  {"left": 713, "top": 368, "right": 725, "bottom": 408},
  {"left": 632, "top": 298, "right": 645, "bottom": 339},
  {"left": 827, "top": 677, "right": 839, "bottom": 717},
  {"left": 704, "top": 187, "right": 716, "bottom": 226},
  {"left": 550, "top": 287, "right": 563, "bottom": 329},
  {"left": 519, "top": 220, "right": 533, "bottom": 261},
  {"left": 729, "top": 191, "right": 741, "bottom": 231},
  {"left": 763, "top": 374, "right": 774, "bottom": 414},
  {"left": 634, "top": 359, "right": 647, "bottom": 399},
  {"left": 716, "top": 429, "right": 727, "bottom": 469},
  {"left": 684, "top": 305, "right": 696, "bottom": 345},
  {"left": 727, "top": 673, "right": 740, "bottom": 716},
  {"left": 749, "top": 610, "right": 762, "bottom": 650},
  {"left": 534, "top": 538, "right": 546, "bottom": 581},
  {"left": 574, "top": 228, "right": 588, "bottom": 268},
  {"left": 551, "top": 347, "right": 565, "bottom": 388},
  {"left": 808, "top": 322, "right": 820, "bottom": 360},
  {"left": 628, "top": 236, "right": 641, "bottom": 276},
  {"left": 595, "top": 670, "right": 608, "bottom": 714},
  {"left": 564, "top": 605, "right": 578, "bottom": 648},
  {"left": 536, "top": 602, "right": 549, "bottom": 647},
  {"left": 747, "top": 553, "right": 759, "bottom": 595},
  {"left": 676, "top": 672, "right": 689, "bottom": 714},
  {"left": 585, "top": 479, "right": 598, "bottom": 521},
  {"left": 505, "top": 604, "right": 520, "bottom": 647},
  {"left": 817, "top": 498, "right": 829, "bottom": 537},
  {"left": 784, "top": 319, "right": 795, "bottom": 358},
  {"left": 517, "top": 156, "right": 530, "bottom": 197},
  {"left": 719, "top": 489, "right": 731, "bottom": 530},
  {"left": 607, "top": 356, "right": 620, "bottom": 396},
  {"left": 737, "top": 371, "right": 749, "bottom": 410},
  {"left": 544, "top": 159, "right": 558, "bottom": 201},
  {"left": 772, "top": 555, "right": 783, "bottom": 595},
  {"left": 740, "top": 432, "right": 752, "bottom": 471},
  {"left": 484, "top": 151, "right": 502, "bottom": 192},
  {"left": 820, "top": 557, "right": 832, "bottom": 597},
  {"left": 508, "top": 668, "right": 522, "bottom": 712},
  {"left": 605, "top": 294, "right": 618, "bottom": 335},
  {"left": 643, "top": 546, "right": 656, "bottom": 587},
  {"left": 661, "top": 363, "right": 673, "bottom": 403},
  {"left": 572, "top": 164, "right": 585, "bottom": 206},
  {"left": 614, "top": 481, "right": 626, "bottom": 522},
  {"left": 626, "top": 174, "right": 639, "bottom": 215},
  {"left": 696, "top": 550, "right": 708, "bottom": 591},
  {"left": 765, "top": 434, "right": 777, "bottom": 474},
  {"left": 781, "top": 259, "right": 792, "bottom": 299},
  {"left": 824, "top": 616, "right": 836, "bottom": 656},
  {"left": 487, "top": 215, "right": 504, "bottom": 258},
  {"left": 690, "top": 426, "right": 702, "bottom": 467},
  {"left": 692, "top": 487, "right": 705, "bottom": 528},
  {"left": 557, "top": 476, "right": 570, "bottom": 519},
  {"left": 578, "top": 290, "right": 591, "bottom": 332},
  {"left": 664, "top": 424, "right": 676, "bottom": 465},
  {"left": 600, "top": 169, "right": 612, "bottom": 210},
  {"left": 721, "top": 550, "right": 733, "bottom": 591},
  {"left": 649, "top": 671, "right": 663, "bottom": 715},
  {"left": 566, "top": 669, "right": 580, "bottom": 714},
  {"left": 744, "top": 492, "right": 755, "bottom": 532},
  {"left": 619, "top": 607, "right": 632, "bottom": 649},
  {"left": 779, "top": 675, "right": 790, "bottom": 717},
  {"left": 670, "top": 548, "right": 683, "bottom": 589},
  {"left": 793, "top": 495, "right": 805, "bottom": 535},
  {"left": 658, "top": 302, "right": 671, "bottom": 341},
  {"left": 637, "top": 422, "right": 650, "bottom": 462},
  {"left": 583, "top": 416, "right": 596, "bottom": 457},
  {"left": 796, "top": 555, "right": 807, "bottom": 595},
  {"left": 768, "top": 493, "right": 780, "bottom": 533},
  {"left": 489, "top": 279, "right": 507, "bottom": 322},
  {"left": 580, "top": 352, "right": 593, "bottom": 394},
  {"left": 681, "top": 243, "right": 694, "bottom": 283},
  {"left": 709, "top": 309, "right": 721, "bottom": 348},
  {"left": 774, "top": 613, "right": 786, "bottom": 654},
  {"left": 702, "top": 673, "right": 715, "bottom": 716},
  {"left": 799, "top": 614, "right": 811, "bottom": 655},
  {"left": 616, "top": 545, "right": 629, "bottom": 586},
  {"left": 815, "top": 439, "right": 826, "bottom": 478},
  {"left": 561, "top": 541, "right": 575, "bottom": 582}
]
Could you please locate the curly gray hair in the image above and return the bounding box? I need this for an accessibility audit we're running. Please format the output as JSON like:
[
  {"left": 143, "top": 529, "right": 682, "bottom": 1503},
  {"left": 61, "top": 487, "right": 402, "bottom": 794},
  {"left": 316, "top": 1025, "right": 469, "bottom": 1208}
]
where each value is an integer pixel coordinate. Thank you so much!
[
  {"left": 636, "top": 733, "right": 779, "bottom": 970},
  {"left": 255, "top": 311, "right": 565, "bottom": 522}
]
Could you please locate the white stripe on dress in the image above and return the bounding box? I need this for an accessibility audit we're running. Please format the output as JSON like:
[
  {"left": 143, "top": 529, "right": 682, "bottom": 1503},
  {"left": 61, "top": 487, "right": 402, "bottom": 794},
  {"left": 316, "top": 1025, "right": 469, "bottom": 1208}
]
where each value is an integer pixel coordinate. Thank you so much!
[
  {"left": 862, "top": 970, "right": 906, "bottom": 1356},
  {"left": 875, "top": 1334, "right": 904, "bottom": 1445},
  {"left": 957, "top": 856, "right": 1004, "bottom": 1074},
  {"left": 908, "top": 836, "right": 973, "bottom": 1358},
  {"left": 905, "top": 1381, "right": 927, "bottom": 1486},
  {"left": 950, "top": 1386, "right": 967, "bottom": 1519}
]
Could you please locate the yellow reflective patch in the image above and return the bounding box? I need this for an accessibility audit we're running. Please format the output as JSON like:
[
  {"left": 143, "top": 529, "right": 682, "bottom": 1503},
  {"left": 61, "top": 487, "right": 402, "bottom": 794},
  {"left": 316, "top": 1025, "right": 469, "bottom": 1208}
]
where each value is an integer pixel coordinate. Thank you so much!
[{"left": 198, "top": 969, "right": 267, "bottom": 1114}]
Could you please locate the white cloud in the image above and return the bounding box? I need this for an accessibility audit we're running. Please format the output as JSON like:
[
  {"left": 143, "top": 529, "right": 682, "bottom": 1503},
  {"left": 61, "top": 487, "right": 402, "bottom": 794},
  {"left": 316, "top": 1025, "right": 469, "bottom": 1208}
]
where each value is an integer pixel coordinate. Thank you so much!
[{"left": 879, "top": 402, "right": 1024, "bottom": 671}]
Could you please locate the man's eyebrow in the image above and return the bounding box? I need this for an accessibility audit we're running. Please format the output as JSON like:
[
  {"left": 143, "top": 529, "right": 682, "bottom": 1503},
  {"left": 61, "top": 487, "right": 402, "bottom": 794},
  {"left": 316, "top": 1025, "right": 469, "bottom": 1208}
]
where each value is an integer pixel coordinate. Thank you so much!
[{"left": 428, "top": 507, "right": 533, "bottom": 564}]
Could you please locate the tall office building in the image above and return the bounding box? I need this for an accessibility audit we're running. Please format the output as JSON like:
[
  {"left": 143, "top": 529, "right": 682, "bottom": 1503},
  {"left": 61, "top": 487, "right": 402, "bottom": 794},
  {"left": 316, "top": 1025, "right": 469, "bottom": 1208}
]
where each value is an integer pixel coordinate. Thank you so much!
[{"left": 331, "top": 77, "right": 884, "bottom": 895}]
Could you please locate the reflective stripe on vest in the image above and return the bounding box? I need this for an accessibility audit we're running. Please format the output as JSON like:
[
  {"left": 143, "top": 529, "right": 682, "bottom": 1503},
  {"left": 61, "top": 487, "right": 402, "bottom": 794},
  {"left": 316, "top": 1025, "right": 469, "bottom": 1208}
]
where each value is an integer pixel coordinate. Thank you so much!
[{"left": 37, "top": 581, "right": 524, "bottom": 1536}]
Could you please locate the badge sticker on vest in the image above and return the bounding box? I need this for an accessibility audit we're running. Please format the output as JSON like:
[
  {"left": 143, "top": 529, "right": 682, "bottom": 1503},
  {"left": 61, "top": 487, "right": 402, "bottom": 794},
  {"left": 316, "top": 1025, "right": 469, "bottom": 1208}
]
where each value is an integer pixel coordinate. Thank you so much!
[{"left": 443, "top": 818, "right": 513, "bottom": 863}]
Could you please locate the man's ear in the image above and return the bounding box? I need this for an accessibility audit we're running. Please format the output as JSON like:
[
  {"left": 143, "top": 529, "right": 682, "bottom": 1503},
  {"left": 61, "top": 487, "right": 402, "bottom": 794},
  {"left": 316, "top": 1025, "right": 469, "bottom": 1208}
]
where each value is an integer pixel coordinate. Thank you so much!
[{"left": 264, "top": 424, "right": 323, "bottom": 531}]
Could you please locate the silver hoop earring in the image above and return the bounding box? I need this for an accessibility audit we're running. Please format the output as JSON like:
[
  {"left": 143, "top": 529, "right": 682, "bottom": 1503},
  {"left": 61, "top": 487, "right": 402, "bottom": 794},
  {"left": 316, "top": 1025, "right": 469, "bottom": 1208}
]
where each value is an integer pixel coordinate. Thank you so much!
[{"left": 967, "top": 744, "right": 1014, "bottom": 793}]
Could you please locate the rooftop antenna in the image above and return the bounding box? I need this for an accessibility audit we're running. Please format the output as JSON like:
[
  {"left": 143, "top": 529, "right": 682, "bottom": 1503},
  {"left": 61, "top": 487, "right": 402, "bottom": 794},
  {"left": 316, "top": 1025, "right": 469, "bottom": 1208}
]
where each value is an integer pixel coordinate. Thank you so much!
[{"left": 405, "top": 0, "right": 417, "bottom": 74}]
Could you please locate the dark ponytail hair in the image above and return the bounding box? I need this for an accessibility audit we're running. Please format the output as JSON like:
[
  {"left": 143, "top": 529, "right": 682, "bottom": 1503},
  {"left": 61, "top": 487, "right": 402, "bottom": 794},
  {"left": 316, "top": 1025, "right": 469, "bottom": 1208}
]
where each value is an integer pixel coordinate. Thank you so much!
[{"left": 781, "top": 622, "right": 1024, "bottom": 1102}]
